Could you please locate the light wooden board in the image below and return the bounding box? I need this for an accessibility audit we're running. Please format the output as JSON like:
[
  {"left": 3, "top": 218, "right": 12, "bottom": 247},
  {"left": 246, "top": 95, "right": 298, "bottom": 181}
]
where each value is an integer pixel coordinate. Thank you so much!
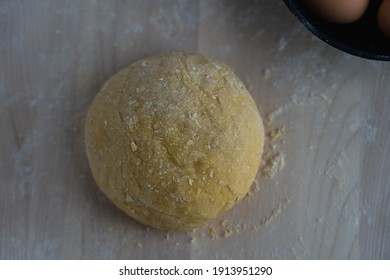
[{"left": 1, "top": 0, "right": 389, "bottom": 259}]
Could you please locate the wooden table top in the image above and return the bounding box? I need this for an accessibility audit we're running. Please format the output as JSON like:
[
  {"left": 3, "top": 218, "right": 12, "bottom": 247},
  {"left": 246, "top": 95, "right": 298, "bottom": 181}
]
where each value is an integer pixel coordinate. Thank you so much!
[{"left": 1, "top": 0, "right": 389, "bottom": 259}]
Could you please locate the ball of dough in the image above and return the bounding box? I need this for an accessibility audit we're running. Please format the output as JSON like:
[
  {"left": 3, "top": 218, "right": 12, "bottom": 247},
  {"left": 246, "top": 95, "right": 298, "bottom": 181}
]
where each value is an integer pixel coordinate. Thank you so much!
[{"left": 85, "top": 52, "right": 264, "bottom": 231}]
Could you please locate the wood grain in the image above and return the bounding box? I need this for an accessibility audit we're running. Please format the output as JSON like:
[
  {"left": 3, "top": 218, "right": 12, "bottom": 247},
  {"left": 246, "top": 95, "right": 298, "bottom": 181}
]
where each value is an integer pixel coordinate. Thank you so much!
[{"left": 0, "top": 0, "right": 389, "bottom": 259}]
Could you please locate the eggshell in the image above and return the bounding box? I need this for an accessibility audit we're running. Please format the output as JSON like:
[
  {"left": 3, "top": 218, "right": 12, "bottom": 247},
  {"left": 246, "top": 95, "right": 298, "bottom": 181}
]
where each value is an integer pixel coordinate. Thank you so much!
[
  {"left": 378, "top": 0, "right": 390, "bottom": 38},
  {"left": 305, "top": 0, "right": 369, "bottom": 24}
]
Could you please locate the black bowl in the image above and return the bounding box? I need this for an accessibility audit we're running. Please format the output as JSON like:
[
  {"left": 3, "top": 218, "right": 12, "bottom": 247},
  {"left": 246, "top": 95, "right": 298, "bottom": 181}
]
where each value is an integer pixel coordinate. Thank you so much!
[{"left": 283, "top": 0, "right": 390, "bottom": 61}]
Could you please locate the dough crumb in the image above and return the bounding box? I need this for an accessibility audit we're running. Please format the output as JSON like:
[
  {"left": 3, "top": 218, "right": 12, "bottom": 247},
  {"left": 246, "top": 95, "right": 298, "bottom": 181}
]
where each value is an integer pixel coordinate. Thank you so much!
[
  {"left": 248, "top": 179, "right": 261, "bottom": 195},
  {"left": 219, "top": 218, "right": 233, "bottom": 238},
  {"left": 209, "top": 227, "right": 218, "bottom": 239},
  {"left": 131, "top": 142, "right": 138, "bottom": 152},
  {"left": 221, "top": 229, "right": 232, "bottom": 237},
  {"left": 165, "top": 232, "right": 172, "bottom": 240},
  {"left": 268, "top": 126, "right": 285, "bottom": 142},
  {"left": 136, "top": 242, "right": 143, "bottom": 248},
  {"left": 220, "top": 218, "right": 227, "bottom": 228}
]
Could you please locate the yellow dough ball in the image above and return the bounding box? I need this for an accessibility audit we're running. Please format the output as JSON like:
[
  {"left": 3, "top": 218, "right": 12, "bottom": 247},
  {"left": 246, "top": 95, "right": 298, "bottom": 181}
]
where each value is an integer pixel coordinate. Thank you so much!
[{"left": 85, "top": 52, "right": 264, "bottom": 231}]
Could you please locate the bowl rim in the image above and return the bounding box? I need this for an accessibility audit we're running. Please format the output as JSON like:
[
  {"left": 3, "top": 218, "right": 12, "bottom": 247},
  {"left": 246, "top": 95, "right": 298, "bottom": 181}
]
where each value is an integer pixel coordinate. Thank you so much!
[{"left": 283, "top": 0, "right": 390, "bottom": 61}]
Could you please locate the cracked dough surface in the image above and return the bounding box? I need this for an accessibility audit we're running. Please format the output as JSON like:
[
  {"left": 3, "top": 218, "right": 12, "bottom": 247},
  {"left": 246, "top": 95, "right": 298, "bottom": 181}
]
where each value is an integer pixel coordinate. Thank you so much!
[{"left": 85, "top": 52, "right": 264, "bottom": 230}]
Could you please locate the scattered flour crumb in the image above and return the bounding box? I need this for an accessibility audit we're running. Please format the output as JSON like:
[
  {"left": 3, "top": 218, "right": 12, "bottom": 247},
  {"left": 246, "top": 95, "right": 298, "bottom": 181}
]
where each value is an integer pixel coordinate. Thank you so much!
[
  {"left": 262, "top": 68, "right": 271, "bottom": 80},
  {"left": 333, "top": 176, "right": 346, "bottom": 191},
  {"left": 262, "top": 205, "right": 283, "bottom": 225},
  {"left": 261, "top": 198, "right": 291, "bottom": 226},
  {"left": 266, "top": 107, "right": 284, "bottom": 123},
  {"left": 297, "top": 235, "right": 305, "bottom": 247},
  {"left": 70, "top": 114, "right": 84, "bottom": 133},
  {"left": 323, "top": 152, "right": 346, "bottom": 176},
  {"left": 261, "top": 152, "right": 285, "bottom": 178},
  {"left": 320, "top": 94, "right": 333, "bottom": 104}
]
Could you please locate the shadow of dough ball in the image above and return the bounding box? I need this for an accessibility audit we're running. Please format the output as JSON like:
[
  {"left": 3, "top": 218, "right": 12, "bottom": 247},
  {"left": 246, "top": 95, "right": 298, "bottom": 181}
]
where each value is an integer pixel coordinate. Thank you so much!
[{"left": 85, "top": 52, "right": 264, "bottom": 231}]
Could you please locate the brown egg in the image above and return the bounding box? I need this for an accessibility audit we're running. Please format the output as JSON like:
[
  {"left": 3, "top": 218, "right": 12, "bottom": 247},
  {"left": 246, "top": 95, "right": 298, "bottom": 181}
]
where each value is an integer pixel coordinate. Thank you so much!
[
  {"left": 378, "top": 0, "right": 390, "bottom": 38},
  {"left": 305, "top": 0, "right": 370, "bottom": 24}
]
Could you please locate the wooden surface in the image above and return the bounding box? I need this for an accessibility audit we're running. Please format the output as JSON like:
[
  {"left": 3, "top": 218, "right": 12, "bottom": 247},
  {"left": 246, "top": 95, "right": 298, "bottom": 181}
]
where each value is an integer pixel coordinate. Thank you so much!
[{"left": 1, "top": 0, "right": 389, "bottom": 259}]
